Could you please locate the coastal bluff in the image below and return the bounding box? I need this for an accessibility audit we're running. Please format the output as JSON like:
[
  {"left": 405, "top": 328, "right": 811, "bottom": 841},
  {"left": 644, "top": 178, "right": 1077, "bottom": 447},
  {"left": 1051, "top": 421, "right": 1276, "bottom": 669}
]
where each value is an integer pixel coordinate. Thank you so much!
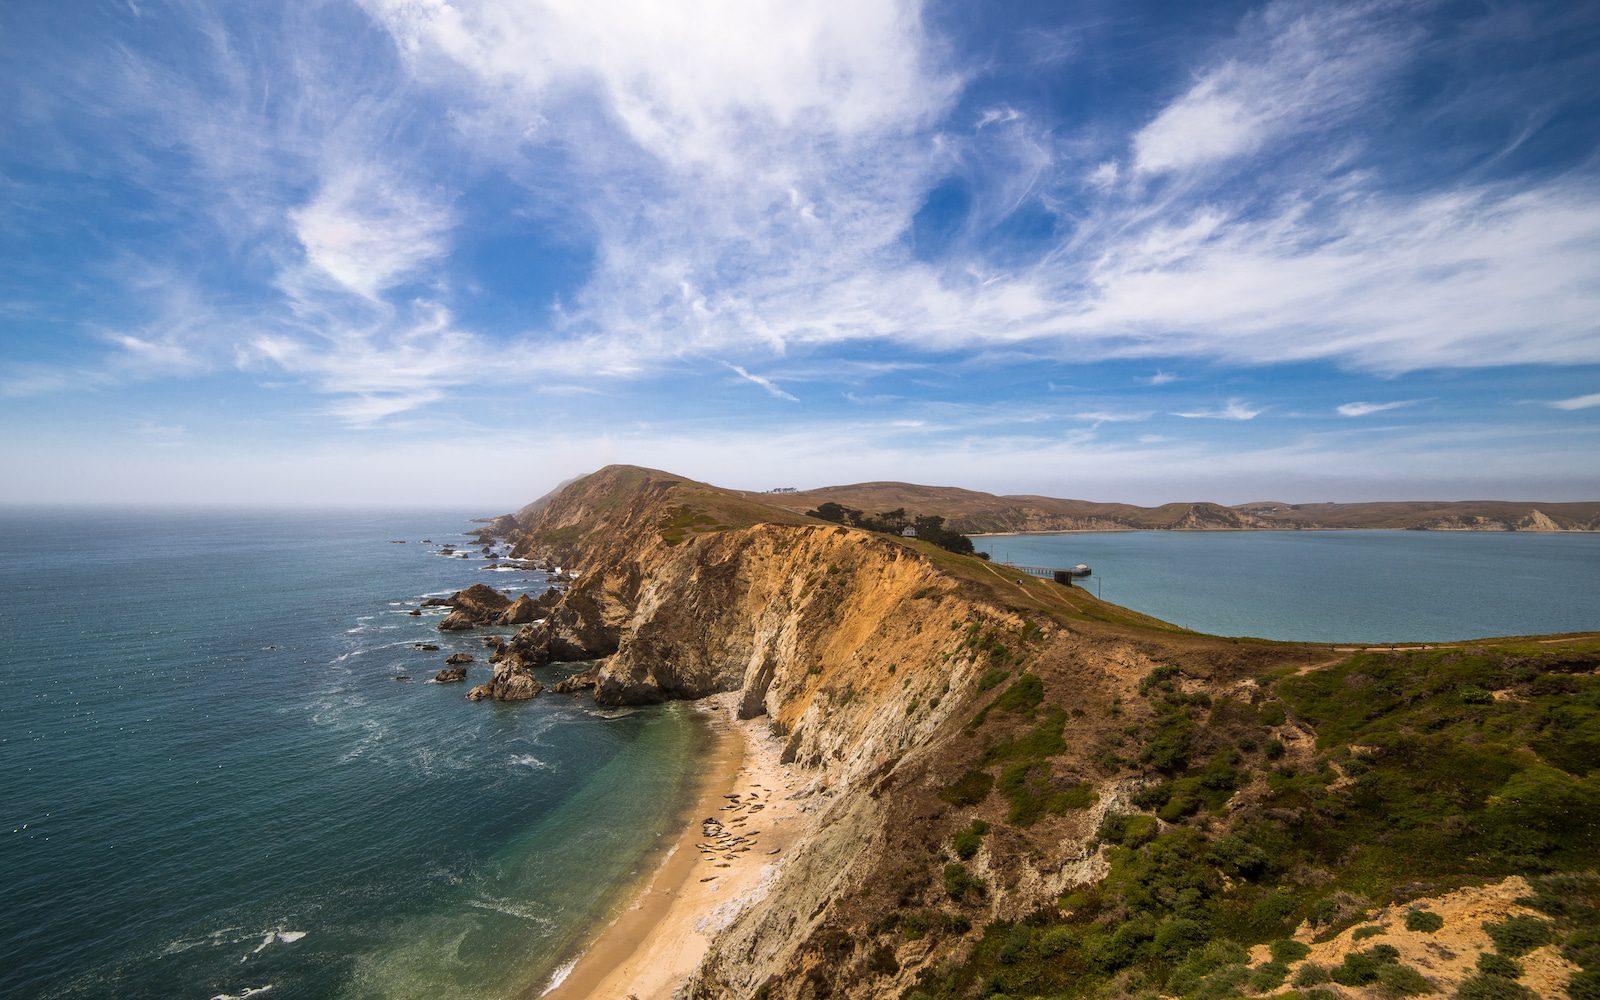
[{"left": 479, "top": 466, "right": 1600, "bottom": 1000}]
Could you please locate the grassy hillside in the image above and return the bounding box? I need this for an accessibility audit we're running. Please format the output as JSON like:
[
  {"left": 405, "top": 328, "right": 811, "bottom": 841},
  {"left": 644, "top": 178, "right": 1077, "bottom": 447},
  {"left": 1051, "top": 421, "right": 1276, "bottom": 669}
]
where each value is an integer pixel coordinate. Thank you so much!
[
  {"left": 898, "top": 638, "right": 1600, "bottom": 1000},
  {"left": 739, "top": 482, "right": 1600, "bottom": 533}
]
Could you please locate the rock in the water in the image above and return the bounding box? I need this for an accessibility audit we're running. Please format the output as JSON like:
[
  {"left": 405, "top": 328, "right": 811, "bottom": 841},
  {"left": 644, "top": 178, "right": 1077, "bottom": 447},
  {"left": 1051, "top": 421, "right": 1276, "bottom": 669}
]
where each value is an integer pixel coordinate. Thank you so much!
[
  {"left": 445, "top": 652, "right": 474, "bottom": 664},
  {"left": 407, "top": 609, "right": 422, "bottom": 616},
  {"left": 434, "top": 584, "right": 514, "bottom": 631},
  {"left": 421, "top": 597, "right": 452, "bottom": 607},
  {"left": 434, "top": 666, "right": 467, "bottom": 683},
  {"left": 484, "top": 635, "right": 506, "bottom": 650},
  {"left": 393, "top": 674, "right": 411, "bottom": 682},
  {"left": 465, "top": 662, "right": 543, "bottom": 701},
  {"left": 551, "top": 670, "right": 598, "bottom": 694},
  {"left": 413, "top": 642, "right": 440, "bottom": 651}
]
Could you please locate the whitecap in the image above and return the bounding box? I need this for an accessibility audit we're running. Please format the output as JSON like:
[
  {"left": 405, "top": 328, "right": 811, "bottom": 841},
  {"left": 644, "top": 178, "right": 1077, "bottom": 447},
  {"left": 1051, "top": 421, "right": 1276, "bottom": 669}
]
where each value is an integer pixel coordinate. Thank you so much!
[
  {"left": 542, "top": 959, "right": 578, "bottom": 995},
  {"left": 210, "top": 986, "right": 272, "bottom": 1000},
  {"left": 507, "top": 754, "right": 552, "bottom": 771}
]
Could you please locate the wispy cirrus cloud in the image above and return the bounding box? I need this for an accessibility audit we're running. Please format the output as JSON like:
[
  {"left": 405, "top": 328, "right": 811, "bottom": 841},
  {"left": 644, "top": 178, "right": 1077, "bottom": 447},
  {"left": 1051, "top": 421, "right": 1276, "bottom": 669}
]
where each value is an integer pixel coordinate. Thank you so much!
[
  {"left": 724, "top": 363, "right": 800, "bottom": 402},
  {"left": 1551, "top": 392, "right": 1600, "bottom": 411},
  {"left": 1337, "top": 400, "right": 1418, "bottom": 417},
  {"left": 1174, "top": 399, "right": 1262, "bottom": 421},
  {"left": 1131, "top": 1, "right": 1413, "bottom": 175}
]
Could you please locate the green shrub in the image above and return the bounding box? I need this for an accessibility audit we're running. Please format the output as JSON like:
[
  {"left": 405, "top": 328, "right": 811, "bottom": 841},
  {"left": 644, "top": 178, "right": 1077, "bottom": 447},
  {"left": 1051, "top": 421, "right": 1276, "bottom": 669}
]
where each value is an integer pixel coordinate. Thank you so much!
[
  {"left": 1454, "top": 974, "right": 1536, "bottom": 1000},
  {"left": 1405, "top": 909, "right": 1445, "bottom": 933},
  {"left": 991, "top": 674, "right": 1045, "bottom": 715},
  {"left": 1519, "top": 873, "right": 1600, "bottom": 919},
  {"left": 1208, "top": 835, "right": 1271, "bottom": 880},
  {"left": 940, "top": 769, "right": 993, "bottom": 807},
  {"left": 1249, "top": 961, "right": 1290, "bottom": 991},
  {"left": 1294, "top": 963, "right": 1331, "bottom": 986},
  {"left": 1153, "top": 917, "right": 1207, "bottom": 957},
  {"left": 1476, "top": 952, "right": 1522, "bottom": 979},
  {"left": 1330, "top": 947, "right": 1397, "bottom": 986},
  {"left": 1484, "top": 915, "right": 1553, "bottom": 957},
  {"left": 1374, "top": 962, "right": 1434, "bottom": 995},
  {"left": 1035, "top": 926, "right": 1075, "bottom": 958},
  {"left": 1568, "top": 970, "right": 1600, "bottom": 1000},
  {"left": 977, "top": 668, "right": 1009, "bottom": 692},
  {"left": 942, "top": 862, "right": 983, "bottom": 900},
  {"left": 1166, "top": 939, "right": 1248, "bottom": 994},
  {"left": 952, "top": 820, "right": 990, "bottom": 861},
  {"left": 1191, "top": 963, "right": 1250, "bottom": 1000},
  {"left": 1353, "top": 924, "right": 1385, "bottom": 941},
  {"left": 1271, "top": 939, "right": 1312, "bottom": 964},
  {"left": 899, "top": 910, "right": 929, "bottom": 940},
  {"left": 1460, "top": 685, "right": 1495, "bottom": 705},
  {"left": 997, "top": 925, "right": 1032, "bottom": 965}
]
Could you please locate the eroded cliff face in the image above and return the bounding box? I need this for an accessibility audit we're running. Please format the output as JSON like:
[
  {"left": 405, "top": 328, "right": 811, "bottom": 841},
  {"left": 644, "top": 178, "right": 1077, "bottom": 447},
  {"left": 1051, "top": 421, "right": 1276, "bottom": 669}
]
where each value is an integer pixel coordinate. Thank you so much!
[
  {"left": 482, "top": 471, "right": 1156, "bottom": 996},
  {"left": 483, "top": 469, "right": 1600, "bottom": 1000}
]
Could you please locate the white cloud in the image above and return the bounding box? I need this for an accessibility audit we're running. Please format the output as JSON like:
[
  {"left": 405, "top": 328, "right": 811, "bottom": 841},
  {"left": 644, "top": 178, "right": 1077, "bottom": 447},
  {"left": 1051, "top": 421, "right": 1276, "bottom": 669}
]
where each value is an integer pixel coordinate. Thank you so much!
[
  {"left": 725, "top": 363, "right": 799, "bottom": 402},
  {"left": 1070, "top": 409, "right": 1152, "bottom": 424},
  {"left": 1140, "top": 371, "right": 1180, "bottom": 386},
  {"left": 1174, "top": 399, "right": 1262, "bottom": 421},
  {"left": 1132, "top": 0, "right": 1411, "bottom": 175},
  {"left": 1337, "top": 400, "right": 1417, "bottom": 417},
  {"left": 360, "top": 0, "right": 954, "bottom": 172},
  {"left": 1552, "top": 392, "right": 1600, "bottom": 411},
  {"left": 976, "top": 106, "right": 1022, "bottom": 129},
  {"left": 288, "top": 165, "right": 453, "bottom": 300}
]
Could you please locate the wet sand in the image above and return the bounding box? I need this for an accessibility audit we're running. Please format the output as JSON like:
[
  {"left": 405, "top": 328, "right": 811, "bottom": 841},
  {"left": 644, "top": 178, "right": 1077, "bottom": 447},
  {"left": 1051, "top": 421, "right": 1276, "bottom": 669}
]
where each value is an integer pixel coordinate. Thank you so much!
[{"left": 538, "top": 698, "right": 799, "bottom": 1000}]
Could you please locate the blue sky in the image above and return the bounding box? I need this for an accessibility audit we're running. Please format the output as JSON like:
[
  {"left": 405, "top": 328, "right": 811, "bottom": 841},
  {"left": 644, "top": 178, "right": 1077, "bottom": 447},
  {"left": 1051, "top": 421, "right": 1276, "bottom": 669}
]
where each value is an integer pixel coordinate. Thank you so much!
[{"left": 2, "top": 0, "right": 1598, "bottom": 506}]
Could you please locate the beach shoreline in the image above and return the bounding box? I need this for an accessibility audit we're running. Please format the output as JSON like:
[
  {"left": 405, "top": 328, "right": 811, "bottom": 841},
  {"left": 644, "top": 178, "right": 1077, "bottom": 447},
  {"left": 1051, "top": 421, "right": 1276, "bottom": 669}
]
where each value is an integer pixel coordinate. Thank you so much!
[{"left": 536, "top": 697, "right": 800, "bottom": 1000}]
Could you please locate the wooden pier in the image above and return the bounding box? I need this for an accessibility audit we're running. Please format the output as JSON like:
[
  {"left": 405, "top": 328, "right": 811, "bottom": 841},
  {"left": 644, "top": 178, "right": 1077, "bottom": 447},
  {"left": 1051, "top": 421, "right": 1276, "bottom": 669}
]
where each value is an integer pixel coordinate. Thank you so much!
[{"left": 997, "top": 562, "right": 1091, "bottom": 585}]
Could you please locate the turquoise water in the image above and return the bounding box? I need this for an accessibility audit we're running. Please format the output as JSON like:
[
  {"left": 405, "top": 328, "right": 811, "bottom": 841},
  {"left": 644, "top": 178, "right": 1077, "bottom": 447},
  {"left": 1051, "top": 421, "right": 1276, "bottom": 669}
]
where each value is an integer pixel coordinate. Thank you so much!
[
  {"left": 0, "top": 508, "right": 705, "bottom": 1000},
  {"left": 978, "top": 530, "right": 1600, "bottom": 643}
]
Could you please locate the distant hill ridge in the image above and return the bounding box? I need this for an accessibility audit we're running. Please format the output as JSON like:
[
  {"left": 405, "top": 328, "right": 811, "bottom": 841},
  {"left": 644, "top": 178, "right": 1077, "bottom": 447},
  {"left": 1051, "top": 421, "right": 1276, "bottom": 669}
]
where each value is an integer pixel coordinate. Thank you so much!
[{"left": 740, "top": 482, "right": 1600, "bottom": 533}]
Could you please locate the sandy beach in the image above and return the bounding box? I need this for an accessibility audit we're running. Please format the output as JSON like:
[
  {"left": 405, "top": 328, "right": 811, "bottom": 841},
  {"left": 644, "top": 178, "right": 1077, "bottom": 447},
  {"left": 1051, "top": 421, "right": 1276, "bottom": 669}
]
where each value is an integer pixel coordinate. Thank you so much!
[{"left": 537, "top": 697, "right": 801, "bottom": 1000}]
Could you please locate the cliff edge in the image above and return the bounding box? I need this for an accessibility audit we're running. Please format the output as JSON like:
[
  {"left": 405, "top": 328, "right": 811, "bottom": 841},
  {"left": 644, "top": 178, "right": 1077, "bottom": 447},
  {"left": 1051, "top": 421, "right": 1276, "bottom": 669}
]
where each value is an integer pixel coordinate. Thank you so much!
[{"left": 486, "top": 466, "right": 1600, "bottom": 1000}]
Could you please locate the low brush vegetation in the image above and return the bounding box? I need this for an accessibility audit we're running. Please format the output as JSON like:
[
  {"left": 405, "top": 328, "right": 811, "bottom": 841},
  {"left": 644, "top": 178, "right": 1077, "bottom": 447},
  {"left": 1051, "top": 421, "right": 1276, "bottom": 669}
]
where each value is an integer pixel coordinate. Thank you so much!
[
  {"left": 804, "top": 502, "right": 977, "bottom": 555},
  {"left": 905, "top": 641, "right": 1600, "bottom": 1000}
]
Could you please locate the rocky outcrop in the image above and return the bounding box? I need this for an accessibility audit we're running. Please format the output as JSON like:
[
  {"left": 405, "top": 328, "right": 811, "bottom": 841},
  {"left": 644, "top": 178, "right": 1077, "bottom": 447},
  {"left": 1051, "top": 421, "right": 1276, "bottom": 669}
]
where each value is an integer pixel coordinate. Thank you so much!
[
  {"left": 465, "top": 666, "right": 542, "bottom": 701},
  {"left": 444, "top": 652, "right": 474, "bottom": 664},
  {"left": 435, "top": 584, "right": 512, "bottom": 631},
  {"left": 550, "top": 670, "right": 598, "bottom": 694},
  {"left": 494, "top": 587, "right": 562, "bottom": 626},
  {"left": 433, "top": 666, "right": 467, "bottom": 683}
]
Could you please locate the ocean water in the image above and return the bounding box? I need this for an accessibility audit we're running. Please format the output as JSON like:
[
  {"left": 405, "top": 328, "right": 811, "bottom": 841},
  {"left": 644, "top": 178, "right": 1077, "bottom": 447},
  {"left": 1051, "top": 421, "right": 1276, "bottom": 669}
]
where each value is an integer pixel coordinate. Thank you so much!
[
  {"left": 0, "top": 508, "right": 706, "bottom": 1000},
  {"left": 978, "top": 529, "right": 1600, "bottom": 643}
]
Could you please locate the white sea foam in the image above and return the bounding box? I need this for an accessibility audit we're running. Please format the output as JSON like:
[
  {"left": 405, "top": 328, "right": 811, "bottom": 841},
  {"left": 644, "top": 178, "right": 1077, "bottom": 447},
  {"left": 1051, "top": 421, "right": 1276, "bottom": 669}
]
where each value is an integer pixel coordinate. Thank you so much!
[
  {"left": 507, "top": 753, "right": 552, "bottom": 771},
  {"left": 465, "top": 896, "right": 555, "bottom": 929},
  {"left": 542, "top": 958, "right": 578, "bottom": 994},
  {"left": 210, "top": 986, "right": 273, "bottom": 1000}
]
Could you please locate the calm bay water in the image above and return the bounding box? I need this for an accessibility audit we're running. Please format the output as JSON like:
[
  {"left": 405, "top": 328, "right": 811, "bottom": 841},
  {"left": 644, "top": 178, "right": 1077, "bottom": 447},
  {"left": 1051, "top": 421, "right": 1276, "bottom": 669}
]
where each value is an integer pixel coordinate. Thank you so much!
[
  {"left": 0, "top": 508, "right": 705, "bottom": 1000},
  {"left": 978, "top": 529, "right": 1600, "bottom": 643}
]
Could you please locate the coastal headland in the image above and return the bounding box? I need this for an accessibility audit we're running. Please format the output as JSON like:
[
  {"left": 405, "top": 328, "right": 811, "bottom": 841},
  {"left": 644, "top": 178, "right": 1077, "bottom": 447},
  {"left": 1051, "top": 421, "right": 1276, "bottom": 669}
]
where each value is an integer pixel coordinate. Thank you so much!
[{"left": 454, "top": 465, "right": 1600, "bottom": 999}]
